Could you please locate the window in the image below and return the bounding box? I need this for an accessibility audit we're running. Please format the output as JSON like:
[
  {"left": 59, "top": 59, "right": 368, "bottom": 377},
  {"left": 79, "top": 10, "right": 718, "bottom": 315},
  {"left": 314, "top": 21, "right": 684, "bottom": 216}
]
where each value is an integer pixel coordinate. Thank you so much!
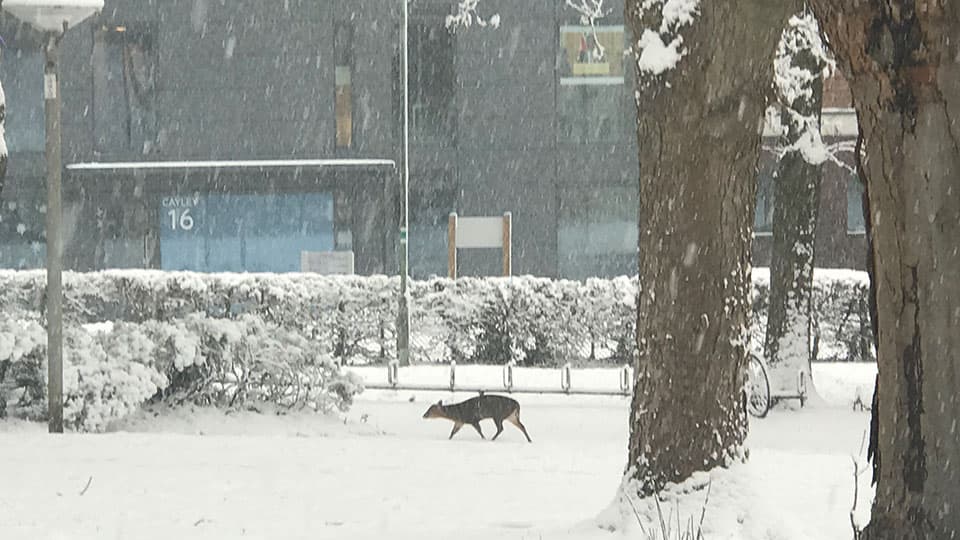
[
  {"left": 755, "top": 171, "right": 776, "bottom": 235},
  {"left": 557, "top": 26, "right": 628, "bottom": 143},
  {"left": 559, "top": 26, "right": 626, "bottom": 85},
  {"left": 0, "top": 44, "right": 45, "bottom": 153},
  {"left": 335, "top": 22, "right": 353, "bottom": 148},
  {"left": 847, "top": 173, "right": 866, "bottom": 234},
  {"left": 93, "top": 24, "right": 158, "bottom": 155},
  {"left": 558, "top": 85, "right": 625, "bottom": 143},
  {"left": 409, "top": 170, "right": 457, "bottom": 279},
  {"left": 409, "top": 22, "right": 455, "bottom": 138},
  {"left": 558, "top": 185, "right": 637, "bottom": 279}
]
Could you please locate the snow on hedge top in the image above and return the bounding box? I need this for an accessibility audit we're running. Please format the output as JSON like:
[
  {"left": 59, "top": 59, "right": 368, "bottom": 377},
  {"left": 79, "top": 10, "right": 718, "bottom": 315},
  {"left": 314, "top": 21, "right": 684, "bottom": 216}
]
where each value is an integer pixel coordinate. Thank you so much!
[{"left": 635, "top": 0, "right": 700, "bottom": 78}]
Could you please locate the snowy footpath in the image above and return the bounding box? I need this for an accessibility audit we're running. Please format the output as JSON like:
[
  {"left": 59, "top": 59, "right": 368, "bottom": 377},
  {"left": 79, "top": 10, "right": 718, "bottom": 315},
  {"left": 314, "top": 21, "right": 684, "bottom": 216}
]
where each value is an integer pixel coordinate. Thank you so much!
[{"left": 0, "top": 363, "right": 876, "bottom": 540}]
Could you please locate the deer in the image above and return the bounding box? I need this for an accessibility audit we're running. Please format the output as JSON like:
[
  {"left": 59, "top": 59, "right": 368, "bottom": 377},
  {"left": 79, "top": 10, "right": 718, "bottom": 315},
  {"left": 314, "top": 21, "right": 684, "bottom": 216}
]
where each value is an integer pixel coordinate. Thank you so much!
[{"left": 422, "top": 394, "right": 532, "bottom": 443}]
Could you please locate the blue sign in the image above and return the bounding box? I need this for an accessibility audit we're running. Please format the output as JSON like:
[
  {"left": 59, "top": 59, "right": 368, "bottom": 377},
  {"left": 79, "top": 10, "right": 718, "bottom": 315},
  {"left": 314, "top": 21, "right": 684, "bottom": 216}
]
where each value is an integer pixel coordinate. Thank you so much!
[{"left": 160, "top": 193, "right": 334, "bottom": 272}]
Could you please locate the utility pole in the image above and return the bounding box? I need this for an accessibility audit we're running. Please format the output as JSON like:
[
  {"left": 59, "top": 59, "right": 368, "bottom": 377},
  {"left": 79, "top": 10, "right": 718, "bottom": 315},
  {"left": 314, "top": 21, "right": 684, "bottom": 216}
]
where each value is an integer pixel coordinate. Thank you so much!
[
  {"left": 3, "top": 0, "right": 103, "bottom": 438},
  {"left": 44, "top": 31, "right": 64, "bottom": 433},
  {"left": 396, "top": 0, "right": 411, "bottom": 366}
]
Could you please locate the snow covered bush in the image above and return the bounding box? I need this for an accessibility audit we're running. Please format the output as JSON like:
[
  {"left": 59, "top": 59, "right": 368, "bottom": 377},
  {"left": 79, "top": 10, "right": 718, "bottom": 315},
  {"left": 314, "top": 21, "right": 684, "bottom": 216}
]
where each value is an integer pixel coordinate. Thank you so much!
[
  {"left": 0, "top": 317, "right": 47, "bottom": 419},
  {"left": 149, "top": 315, "right": 363, "bottom": 413},
  {"left": 62, "top": 325, "right": 168, "bottom": 432},
  {"left": 0, "top": 297, "right": 364, "bottom": 431},
  {"left": 0, "top": 268, "right": 873, "bottom": 389},
  {"left": 752, "top": 269, "right": 873, "bottom": 362}
]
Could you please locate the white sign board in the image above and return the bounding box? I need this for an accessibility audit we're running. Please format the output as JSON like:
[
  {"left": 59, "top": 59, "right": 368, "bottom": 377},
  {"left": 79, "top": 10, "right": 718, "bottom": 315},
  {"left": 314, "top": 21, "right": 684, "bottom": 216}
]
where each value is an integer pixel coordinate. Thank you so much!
[
  {"left": 455, "top": 217, "right": 503, "bottom": 249},
  {"left": 44, "top": 74, "right": 57, "bottom": 100},
  {"left": 301, "top": 251, "right": 355, "bottom": 275}
]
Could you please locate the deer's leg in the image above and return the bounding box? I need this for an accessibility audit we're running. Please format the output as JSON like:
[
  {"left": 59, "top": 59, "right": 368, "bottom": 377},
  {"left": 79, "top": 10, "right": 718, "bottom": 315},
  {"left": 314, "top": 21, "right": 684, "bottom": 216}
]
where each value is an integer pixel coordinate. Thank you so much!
[
  {"left": 492, "top": 418, "right": 505, "bottom": 441},
  {"left": 449, "top": 422, "right": 463, "bottom": 440},
  {"left": 507, "top": 411, "right": 532, "bottom": 443}
]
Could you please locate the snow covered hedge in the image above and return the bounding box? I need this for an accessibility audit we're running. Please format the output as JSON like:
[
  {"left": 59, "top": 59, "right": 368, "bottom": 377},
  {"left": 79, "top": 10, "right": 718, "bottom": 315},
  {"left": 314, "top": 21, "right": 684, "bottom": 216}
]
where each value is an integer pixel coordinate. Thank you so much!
[
  {"left": 0, "top": 269, "right": 872, "bottom": 429},
  {"left": 751, "top": 268, "right": 874, "bottom": 363},
  {"left": 0, "top": 273, "right": 366, "bottom": 431}
]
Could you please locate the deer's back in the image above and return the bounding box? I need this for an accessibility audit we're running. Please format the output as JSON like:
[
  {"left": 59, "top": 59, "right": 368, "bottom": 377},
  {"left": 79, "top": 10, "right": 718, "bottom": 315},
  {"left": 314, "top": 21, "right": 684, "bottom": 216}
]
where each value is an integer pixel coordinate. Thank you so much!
[{"left": 447, "top": 395, "right": 519, "bottom": 422}]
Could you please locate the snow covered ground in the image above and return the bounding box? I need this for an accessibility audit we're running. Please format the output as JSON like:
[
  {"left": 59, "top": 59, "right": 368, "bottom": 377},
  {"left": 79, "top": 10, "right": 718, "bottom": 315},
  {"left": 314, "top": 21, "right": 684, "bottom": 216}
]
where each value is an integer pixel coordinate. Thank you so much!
[{"left": 0, "top": 363, "right": 875, "bottom": 540}]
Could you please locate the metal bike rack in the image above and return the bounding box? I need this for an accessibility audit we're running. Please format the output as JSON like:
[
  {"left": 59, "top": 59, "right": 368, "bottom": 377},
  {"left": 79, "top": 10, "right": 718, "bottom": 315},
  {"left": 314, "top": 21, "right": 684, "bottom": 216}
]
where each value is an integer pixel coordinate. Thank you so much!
[{"left": 768, "top": 368, "right": 809, "bottom": 408}]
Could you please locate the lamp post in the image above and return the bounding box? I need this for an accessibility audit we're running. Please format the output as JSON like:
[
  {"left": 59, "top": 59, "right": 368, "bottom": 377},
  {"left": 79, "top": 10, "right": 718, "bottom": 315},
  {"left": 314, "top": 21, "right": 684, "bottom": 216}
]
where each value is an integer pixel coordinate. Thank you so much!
[
  {"left": 0, "top": 0, "right": 103, "bottom": 433},
  {"left": 397, "top": 0, "right": 410, "bottom": 366}
]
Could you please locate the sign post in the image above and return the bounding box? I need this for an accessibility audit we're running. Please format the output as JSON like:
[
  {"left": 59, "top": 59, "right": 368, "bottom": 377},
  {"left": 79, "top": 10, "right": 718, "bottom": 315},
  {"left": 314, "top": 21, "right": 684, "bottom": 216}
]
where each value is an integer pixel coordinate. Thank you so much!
[{"left": 447, "top": 212, "right": 513, "bottom": 279}]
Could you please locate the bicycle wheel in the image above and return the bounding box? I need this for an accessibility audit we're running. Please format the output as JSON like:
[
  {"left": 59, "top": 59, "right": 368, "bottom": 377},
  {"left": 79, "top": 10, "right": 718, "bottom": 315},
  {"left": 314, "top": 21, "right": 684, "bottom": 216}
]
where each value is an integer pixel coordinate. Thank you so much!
[{"left": 746, "top": 354, "right": 771, "bottom": 418}]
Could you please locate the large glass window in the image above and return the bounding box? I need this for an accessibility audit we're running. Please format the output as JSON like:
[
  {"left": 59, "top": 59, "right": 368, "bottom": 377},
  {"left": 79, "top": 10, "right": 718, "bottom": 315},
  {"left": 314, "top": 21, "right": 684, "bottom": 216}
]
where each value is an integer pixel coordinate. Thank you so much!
[
  {"left": 558, "top": 25, "right": 627, "bottom": 143},
  {"left": 847, "top": 173, "right": 866, "bottom": 234},
  {"left": 558, "top": 185, "right": 637, "bottom": 279},
  {"left": 93, "top": 24, "right": 158, "bottom": 154},
  {"left": 335, "top": 22, "right": 353, "bottom": 149},
  {"left": 409, "top": 171, "right": 457, "bottom": 279},
  {"left": 0, "top": 38, "right": 46, "bottom": 270},
  {"left": 0, "top": 45, "right": 45, "bottom": 153},
  {"left": 755, "top": 171, "right": 776, "bottom": 235},
  {"left": 558, "top": 85, "right": 625, "bottom": 143},
  {"left": 753, "top": 146, "right": 779, "bottom": 235},
  {"left": 409, "top": 22, "right": 455, "bottom": 139},
  {"left": 0, "top": 197, "right": 46, "bottom": 270}
]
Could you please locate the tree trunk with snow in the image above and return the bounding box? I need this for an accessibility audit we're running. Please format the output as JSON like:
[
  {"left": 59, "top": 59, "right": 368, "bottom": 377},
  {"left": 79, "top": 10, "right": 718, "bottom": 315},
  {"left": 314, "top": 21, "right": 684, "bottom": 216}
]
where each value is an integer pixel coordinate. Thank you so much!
[
  {"left": 764, "top": 13, "right": 827, "bottom": 398},
  {"left": 809, "top": 3, "right": 960, "bottom": 538},
  {"left": 624, "top": 0, "right": 791, "bottom": 494}
]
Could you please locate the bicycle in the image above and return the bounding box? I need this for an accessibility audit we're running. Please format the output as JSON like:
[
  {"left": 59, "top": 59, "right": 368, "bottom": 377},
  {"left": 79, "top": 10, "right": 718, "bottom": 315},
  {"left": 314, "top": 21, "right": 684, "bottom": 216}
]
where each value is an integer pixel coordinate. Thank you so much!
[{"left": 745, "top": 352, "right": 771, "bottom": 418}]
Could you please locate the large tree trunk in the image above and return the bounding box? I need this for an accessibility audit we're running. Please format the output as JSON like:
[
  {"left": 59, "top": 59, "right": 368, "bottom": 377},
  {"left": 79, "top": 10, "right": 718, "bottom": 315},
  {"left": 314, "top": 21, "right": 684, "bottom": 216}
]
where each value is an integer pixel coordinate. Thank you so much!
[
  {"left": 625, "top": 1, "right": 792, "bottom": 494},
  {"left": 810, "top": 3, "right": 960, "bottom": 538},
  {"left": 764, "top": 14, "right": 826, "bottom": 398}
]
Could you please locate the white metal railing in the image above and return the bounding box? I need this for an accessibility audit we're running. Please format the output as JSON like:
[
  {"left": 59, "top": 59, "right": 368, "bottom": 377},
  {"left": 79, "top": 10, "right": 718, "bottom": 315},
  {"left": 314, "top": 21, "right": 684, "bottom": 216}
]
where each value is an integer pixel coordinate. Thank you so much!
[{"left": 362, "top": 360, "right": 634, "bottom": 397}]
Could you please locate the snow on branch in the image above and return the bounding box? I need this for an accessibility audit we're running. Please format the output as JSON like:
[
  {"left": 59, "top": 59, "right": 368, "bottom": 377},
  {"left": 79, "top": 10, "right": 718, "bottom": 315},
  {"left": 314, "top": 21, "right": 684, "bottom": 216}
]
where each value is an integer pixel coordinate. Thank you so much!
[
  {"left": 565, "top": 0, "right": 608, "bottom": 25},
  {"left": 447, "top": 0, "right": 608, "bottom": 31},
  {"left": 773, "top": 12, "right": 834, "bottom": 166},
  {"left": 633, "top": 0, "right": 701, "bottom": 79},
  {"left": 445, "top": 0, "right": 500, "bottom": 30},
  {"left": 762, "top": 133, "right": 862, "bottom": 175}
]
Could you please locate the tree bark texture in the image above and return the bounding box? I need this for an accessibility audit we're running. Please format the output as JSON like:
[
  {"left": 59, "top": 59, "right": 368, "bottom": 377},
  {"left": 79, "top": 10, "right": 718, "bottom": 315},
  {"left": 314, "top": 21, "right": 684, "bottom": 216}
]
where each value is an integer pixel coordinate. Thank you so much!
[
  {"left": 625, "top": 0, "right": 793, "bottom": 493},
  {"left": 765, "top": 26, "right": 825, "bottom": 396},
  {"left": 810, "top": 2, "right": 960, "bottom": 538}
]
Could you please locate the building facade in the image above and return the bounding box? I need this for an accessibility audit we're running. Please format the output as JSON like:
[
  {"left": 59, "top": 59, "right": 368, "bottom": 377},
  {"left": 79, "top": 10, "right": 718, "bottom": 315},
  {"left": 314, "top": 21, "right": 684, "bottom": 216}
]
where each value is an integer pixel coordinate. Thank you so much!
[{"left": 0, "top": 0, "right": 866, "bottom": 278}]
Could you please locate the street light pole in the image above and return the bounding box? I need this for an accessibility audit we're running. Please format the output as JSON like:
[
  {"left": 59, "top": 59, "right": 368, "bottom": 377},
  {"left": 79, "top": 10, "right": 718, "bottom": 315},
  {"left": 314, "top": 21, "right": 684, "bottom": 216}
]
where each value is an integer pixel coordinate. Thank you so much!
[
  {"left": 397, "top": 0, "right": 411, "bottom": 366},
  {"left": 43, "top": 30, "right": 64, "bottom": 433},
  {"left": 2, "top": 0, "right": 103, "bottom": 436}
]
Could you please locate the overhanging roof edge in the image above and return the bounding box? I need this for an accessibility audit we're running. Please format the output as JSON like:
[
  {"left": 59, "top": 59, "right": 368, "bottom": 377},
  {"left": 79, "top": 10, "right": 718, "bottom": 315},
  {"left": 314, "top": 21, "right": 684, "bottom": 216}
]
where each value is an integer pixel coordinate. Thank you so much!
[{"left": 65, "top": 159, "right": 397, "bottom": 171}]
